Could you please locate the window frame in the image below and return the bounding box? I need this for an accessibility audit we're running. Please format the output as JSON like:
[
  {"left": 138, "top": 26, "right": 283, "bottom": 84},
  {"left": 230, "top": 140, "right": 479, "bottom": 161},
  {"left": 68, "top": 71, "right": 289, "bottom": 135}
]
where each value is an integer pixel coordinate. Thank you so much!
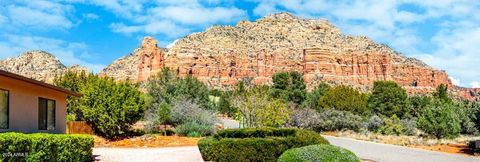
[
  {"left": 38, "top": 97, "right": 56, "bottom": 131},
  {"left": 0, "top": 89, "right": 9, "bottom": 129}
]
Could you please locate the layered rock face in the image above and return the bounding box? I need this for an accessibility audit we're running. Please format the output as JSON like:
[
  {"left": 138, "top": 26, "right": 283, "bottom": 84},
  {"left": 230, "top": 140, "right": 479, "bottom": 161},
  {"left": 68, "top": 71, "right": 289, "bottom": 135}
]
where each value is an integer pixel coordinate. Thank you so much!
[
  {"left": 115, "top": 13, "right": 452, "bottom": 93},
  {"left": 0, "top": 50, "right": 89, "bottom": 83}
]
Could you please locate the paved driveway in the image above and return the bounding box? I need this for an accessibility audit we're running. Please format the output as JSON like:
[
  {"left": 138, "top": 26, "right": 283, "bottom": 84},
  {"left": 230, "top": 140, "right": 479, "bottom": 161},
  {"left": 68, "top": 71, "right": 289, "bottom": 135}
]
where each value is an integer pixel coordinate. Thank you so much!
[
  {"left": 94, "top": 136, "right": 480, "bottom": 162},
  {"left": 325, "top": 135, "right": 480, "bottom": 162},
  {"left": 93, "top": 146, "right": 203, "bottom": 162}
]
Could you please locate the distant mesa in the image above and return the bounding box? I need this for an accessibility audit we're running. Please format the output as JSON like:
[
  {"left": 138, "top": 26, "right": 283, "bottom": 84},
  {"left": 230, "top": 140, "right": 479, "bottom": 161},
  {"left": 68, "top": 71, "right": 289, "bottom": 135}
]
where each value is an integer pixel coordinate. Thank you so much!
[{"left": 0, "top": 12, "right": 477, "bottom": 100}]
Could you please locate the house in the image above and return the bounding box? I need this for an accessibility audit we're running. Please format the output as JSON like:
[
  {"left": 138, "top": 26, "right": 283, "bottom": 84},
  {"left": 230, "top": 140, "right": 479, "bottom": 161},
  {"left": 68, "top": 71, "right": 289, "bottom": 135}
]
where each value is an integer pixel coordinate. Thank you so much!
[{"left": 0, "top": 70, "right": 80, "bottom": 133}]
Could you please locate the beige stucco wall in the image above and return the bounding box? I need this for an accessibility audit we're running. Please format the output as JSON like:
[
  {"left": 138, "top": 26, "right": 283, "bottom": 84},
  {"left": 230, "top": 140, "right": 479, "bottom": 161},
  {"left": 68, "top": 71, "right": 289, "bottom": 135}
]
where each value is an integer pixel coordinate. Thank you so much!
[{"left": 0, "top": 75, "right": 67, "bottom": 133}]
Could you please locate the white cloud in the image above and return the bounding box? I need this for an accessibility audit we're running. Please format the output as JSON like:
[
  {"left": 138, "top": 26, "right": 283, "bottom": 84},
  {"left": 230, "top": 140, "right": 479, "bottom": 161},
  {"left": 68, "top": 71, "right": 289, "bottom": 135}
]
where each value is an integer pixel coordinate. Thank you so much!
[
  {"left": 449, "top": 77, "right": 461, "bottom": 86},
  {"left": 83, "top": 13, "right": 99, "bottom": 20},
  {"left": 471, "top": 82, "right": 480, "bottom": 88},
  {"left": 3, "top": 1, "right": 75, "bottom": 29},
  {"left": 166, "top": 39, "right": 179, "bottom": 48},
  {"left": 0, "top": 34, "right": 105, "bottom": 73},
  {"left": 92, "top": 0, "right": 247, "bottom": 38}
]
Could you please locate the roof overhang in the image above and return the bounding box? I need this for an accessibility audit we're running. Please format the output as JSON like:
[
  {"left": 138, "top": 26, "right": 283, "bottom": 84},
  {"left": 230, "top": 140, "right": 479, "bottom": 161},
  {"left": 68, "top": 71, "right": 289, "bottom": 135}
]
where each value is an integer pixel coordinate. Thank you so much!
[{"left": 0, "top": 70, "right": 81, "bottom": 97}]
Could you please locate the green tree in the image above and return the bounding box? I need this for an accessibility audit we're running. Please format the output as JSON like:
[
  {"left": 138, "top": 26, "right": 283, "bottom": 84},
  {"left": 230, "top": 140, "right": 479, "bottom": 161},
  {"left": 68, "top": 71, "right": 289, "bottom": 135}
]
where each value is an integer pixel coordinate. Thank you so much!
[
  {"left": 79, "top": 77, "right": 145, "bottom": 139},
  {"left": 368, "top": 81, "right": 409, "bottom": 118},
  {"left": 233, "top": 86, "right": 290, "bottom": 128},
  {"left": 147, "top": 67, "right": 213, "bottom": 110},
  {"left": 318, "top": 85, "right": 368, "bottom": 114},
  {"left": 417, "top": 99, "right": 461, "bottom": 139},
  {"left": 432, "top": 84, "right": 452, "bottom": 103},
  {"left": 271, "top": 71, "right": 307, "bottom": 105},
  {"left": 303, "top": 83, "right": 330, "bottom": 109},
  {"left": 54, "top": 71, "right": 92, "bottom": 120},
  {"left": 408, "top": 95, "right": 431, "bottom": 117}
]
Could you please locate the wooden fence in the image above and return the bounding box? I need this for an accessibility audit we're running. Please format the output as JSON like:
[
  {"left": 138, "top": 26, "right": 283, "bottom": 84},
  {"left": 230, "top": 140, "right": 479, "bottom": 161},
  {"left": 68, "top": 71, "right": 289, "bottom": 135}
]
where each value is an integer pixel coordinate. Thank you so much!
[{"left": 66, "top": 121, "right": 94, "bottom": 134}]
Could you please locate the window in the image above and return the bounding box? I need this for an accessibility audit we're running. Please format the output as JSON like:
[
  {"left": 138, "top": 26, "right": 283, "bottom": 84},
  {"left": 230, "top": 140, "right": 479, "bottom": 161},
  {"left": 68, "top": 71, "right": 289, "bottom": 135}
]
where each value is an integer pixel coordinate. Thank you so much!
[
  {"left": 0, "top": 89, "right": 8, "bottom": 129},
  {"left": 38, "top": 98, "right": 55, "bottom": 130}
]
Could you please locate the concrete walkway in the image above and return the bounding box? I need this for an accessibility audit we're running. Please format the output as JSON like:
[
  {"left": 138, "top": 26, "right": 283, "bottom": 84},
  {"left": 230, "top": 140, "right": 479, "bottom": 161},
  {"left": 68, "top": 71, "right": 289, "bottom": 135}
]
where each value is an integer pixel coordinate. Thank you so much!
[
  {"left": 93, "top": 146, "right": 203, "bottom": 162},
  {"left": 325, "top": 135, "right": 480, "bottom": 162}
]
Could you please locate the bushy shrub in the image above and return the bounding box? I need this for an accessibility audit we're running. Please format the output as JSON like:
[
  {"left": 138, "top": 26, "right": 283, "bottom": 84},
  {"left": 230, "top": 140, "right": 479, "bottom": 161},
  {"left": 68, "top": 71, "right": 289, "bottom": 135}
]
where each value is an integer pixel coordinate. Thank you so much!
[
  {"left": 302, "top": 83, "right": 330, "bottom": 109},
  {"left": 171, "top": 97, "right": 217, "bottom": 126},
  {"left": 198, "top": 128, "right": 329, "bottom": 162},
  {"left": 378, "top": 115, "right": 405, "bottom": 135},
  {"left": 368, "top": 81, "right": 409, "bottom": 118},
  {"left": 79, "top": 77, "right": 145, "bottom": 139},
  {"left": 318, "top": 85, "right": 368, "bottom": 114},
  {"left": 0, "top": 133, "right": 93, "bottom": 162},
  {"left": 146, "top": 68, "right": 213, "bottom": 110},
  {"left": 278, "top": 145, "right": 360, "bottom": 162},
  {"left": 417, "top": 100, "right": 461, "bottom": 139},
  {"left": 401, "top": 118, "right": 417, "bottom": 136},
  {"left": 287, "top": 108, "right": 320, "bottom": 130},
  {"left": 144, "top": 101, "right": 172, "bottom": 134},
  {"left": 315, "top": 109, "right": 363, "bottom": 132},
  {"left": 175, "top": 122, "right": 214, "bottom": 137},
  {"left": 365, "top": 115, "right": 383, "bottom": 132}
]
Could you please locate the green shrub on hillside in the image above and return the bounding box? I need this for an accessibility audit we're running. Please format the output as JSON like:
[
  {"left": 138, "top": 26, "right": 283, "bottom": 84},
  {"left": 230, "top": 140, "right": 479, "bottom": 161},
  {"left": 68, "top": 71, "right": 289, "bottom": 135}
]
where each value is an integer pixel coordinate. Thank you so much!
[
  {"left": 271, "top": 71, "right": 307, "bottom": 105},
  {"left": 0, "top": 133, "right": 93, "bottom": 162},
  {"left": 302, "top": 82, "right": 330, "bottom": 109},
  {"left": 368, "top": 81, "right": 409, "bottom": 118},
  {"left": 318, "top": 85, "right": 368, "bottom": 114},
  {"left": 315, "top": 109, "right": 363, "bottom": 132},
  {"left": 278, "top": 145, "right": 360, "bottom": 162},
  {"left": 378, "top": 115, "right": 405, "bottom": 135},
  {"left": 198, "top": 128, "right": 329, "bottom": 162},
  {"left": 417, "top": 100, "right": 461, "bottom": 139}
]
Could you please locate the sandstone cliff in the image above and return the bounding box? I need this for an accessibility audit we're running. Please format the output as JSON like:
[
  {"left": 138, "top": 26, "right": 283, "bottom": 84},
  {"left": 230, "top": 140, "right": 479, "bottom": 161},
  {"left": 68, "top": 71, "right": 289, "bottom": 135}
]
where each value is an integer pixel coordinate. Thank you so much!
[
  {"left": 0, "top": 50, "right": 89, "bottom": 83},
  {"left": 106, "top": 12, "right": 452, "bottom": 94}
]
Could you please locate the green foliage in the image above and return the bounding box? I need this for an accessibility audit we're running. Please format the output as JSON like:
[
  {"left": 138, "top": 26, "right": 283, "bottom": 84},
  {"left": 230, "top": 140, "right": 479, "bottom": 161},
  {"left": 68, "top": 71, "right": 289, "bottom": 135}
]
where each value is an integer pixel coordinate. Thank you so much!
[
  {"left": 303, "top": 83, "right": 330, "bottom": 109},
  {"left": 432, "top": 84, "right": 451, "bottom": 103},
  {"left": 55, "top": 72, "right": 146, "bottom": 139},
  {"left": 365, "top": 115, "right": 383, "bottom": 132},
  {"left": 233, "top": 86, "right": 290, "bottom": 128},
  {"left": 458, "top": 101, "right": 479, "bottom": 135},
  {"left": 144, "top": 101, "right": 172, "bottom": 134},
  {"left": 212, "top": 90, "right": 237, "bottom": 117},
  {"left": 175, "top": 122, "right": 214, "bottom": 137},
  {"left": 170, "top": 97, "right": 217, "bottom": 127},
  {"left": 315, "top": 109, "right": 364, "bottom": 132},
  {"left": 146, "top": 67, "right": 213, "bottom": 111},
  {"left": 198, "top": 128, "right": 329, "bottom": 162},
  {"left": 54, "top": 71, "right": 92, "bottom": 120},
  {"left": 368, "top": 81, "right": 409, "bottom": 118},
  {"left": 80, "top": 77, "right": 145, "bottom": 139},
  {"left": 408, "top": 95, "right": 432, "bottom": 117},
  {"left": 0, "top": 133, "right": 93, "bottom": 162},
  {"left": 271, "top": 71, "right": 307, "bottom": 105},
  {"left": 318, "top": 85, "right": 368, "bottom": 114},
  {"left": 417, "top": 100, "right": 461, "bottom": 139},
  {"left": 278, "top": 145, "right": 360, "bottom": 162},
  {"left": 378, "top": 115, "right": 405, "bottom": 135}
]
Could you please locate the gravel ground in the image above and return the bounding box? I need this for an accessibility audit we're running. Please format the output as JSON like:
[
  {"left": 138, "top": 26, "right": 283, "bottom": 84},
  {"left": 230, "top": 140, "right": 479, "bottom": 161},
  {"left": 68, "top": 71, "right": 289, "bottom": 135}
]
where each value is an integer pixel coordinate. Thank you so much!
[
  {"left": 93, "top": 146, "right": 203, "bottom": 162},
  {"left": 325, "top": 135, "right": 480, "bottom": 162}
]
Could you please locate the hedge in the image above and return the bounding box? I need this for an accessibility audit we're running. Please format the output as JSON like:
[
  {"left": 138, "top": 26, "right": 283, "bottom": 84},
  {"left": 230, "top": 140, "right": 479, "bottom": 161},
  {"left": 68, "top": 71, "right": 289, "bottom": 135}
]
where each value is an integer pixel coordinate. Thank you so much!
[
  {"left": 0, "top": 133, "right": 94, "bottom": 162},
  {"left": 198, "top": 128, "right": 329, "bottom": 162},
  {"left": 278, "top": 144, "right": 360, "bottom": 162}
]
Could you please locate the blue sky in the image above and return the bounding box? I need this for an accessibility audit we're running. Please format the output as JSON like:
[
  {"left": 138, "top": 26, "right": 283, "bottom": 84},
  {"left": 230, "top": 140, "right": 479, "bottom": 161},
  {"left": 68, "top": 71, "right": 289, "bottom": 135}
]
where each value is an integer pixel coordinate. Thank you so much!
[{"left": 0, "top": 0, "right": 479, "bottom": 88}]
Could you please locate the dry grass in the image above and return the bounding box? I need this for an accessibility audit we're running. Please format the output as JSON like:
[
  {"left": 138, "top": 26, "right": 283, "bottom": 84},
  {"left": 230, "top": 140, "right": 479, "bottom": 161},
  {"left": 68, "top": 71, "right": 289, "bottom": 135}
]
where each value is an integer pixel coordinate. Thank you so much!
[
  {"left": 324, "top": 130, "right": 479, "bottom": 155},
  {"left": 94, "top": 134, "right": 201, "bottom": 148}
]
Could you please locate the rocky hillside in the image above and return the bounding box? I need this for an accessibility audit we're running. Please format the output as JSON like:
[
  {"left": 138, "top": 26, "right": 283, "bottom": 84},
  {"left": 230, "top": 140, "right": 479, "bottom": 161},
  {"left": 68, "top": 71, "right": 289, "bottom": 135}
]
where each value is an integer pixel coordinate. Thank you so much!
[
  {"left": 0, "top": 50, "right": 89, "bottom": 83},
  {"left": 104, "top": 12, "right": 452, "bottom": 94}
]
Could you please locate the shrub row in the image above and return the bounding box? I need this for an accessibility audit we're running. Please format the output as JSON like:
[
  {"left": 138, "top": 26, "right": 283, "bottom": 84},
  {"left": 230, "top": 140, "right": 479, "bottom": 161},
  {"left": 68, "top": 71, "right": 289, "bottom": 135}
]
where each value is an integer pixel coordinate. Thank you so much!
[
  {"left": 278, "top": 144, "right": 360, "bottom": 162},
  {"left": 0, "top": 133, "right": 94, "bottom": 162},
  {"left": 198, "top": 128, "right": 329, "bottom": 162}
]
